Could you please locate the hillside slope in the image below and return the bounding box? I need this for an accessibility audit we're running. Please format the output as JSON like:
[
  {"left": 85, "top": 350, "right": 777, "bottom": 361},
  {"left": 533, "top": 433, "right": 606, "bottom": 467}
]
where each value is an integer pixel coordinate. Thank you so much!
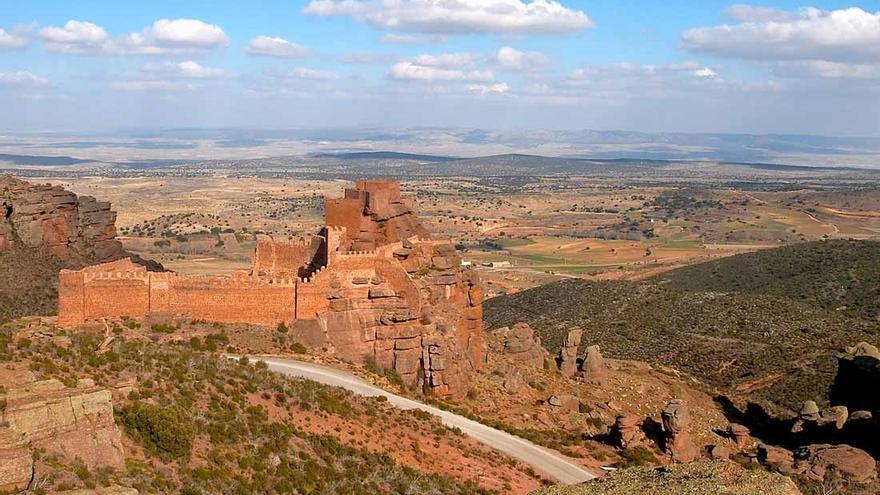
[
  {"left": 485, "top": 278, "right": 880, "bottom": 412},
  {"left": 530, "top": 461, "right": 802, "bottom": 495},
  {"left": 0, "top": 319, "right": 542, "bottom": 494},
  {"left": 654, "top": 240, "right": 880, "bottom": 320}
]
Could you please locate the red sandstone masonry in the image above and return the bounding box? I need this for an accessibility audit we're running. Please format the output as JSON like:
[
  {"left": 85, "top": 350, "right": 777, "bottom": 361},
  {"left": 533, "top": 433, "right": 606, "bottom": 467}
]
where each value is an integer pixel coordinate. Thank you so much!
[{"left": 58, "top": 180, "right": 485, "bottom": 398}]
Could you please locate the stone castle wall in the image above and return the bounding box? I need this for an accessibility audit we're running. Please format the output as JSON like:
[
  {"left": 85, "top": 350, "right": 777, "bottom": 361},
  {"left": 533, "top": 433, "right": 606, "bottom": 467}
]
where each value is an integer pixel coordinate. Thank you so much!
[
  {"left": 58, "top": 180, "right": 485, "bottom": 397},
  {"left": 59, "top": 259, "right": 297, "bottom": 328}
]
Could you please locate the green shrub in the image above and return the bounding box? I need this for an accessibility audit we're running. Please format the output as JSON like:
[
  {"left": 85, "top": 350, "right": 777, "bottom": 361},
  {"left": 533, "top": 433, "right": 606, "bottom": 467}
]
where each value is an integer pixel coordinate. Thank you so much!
[{"left": 118, "top": 402, "right": 194, "bottom": 459}]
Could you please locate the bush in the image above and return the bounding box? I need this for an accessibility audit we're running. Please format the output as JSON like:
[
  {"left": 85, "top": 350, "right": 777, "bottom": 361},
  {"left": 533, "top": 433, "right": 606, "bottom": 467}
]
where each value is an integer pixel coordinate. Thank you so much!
[{"left": 118, "top": 402, "right": 194, "bottom": 459}]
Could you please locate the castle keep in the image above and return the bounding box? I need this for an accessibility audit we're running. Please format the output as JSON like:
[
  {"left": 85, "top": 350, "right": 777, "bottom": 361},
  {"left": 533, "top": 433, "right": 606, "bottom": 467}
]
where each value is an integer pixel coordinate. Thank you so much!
[{"left": 58, "top": 180, "right": 485, "bottom": 396}]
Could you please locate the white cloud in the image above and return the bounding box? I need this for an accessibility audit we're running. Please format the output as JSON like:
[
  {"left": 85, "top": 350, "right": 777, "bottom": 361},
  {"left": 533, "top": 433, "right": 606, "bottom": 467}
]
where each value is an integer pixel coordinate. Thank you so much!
[
  {"left": 142, "top": 61, "right": 232, "bottom": 79},
  {"left": 466, "top": 82, "right": 510, "bottom": 94},
  {"left": 0, "top": 28, "right": 28, "bottom": 49},
  {"left": 39, "top": 20, "right": 109, "bottom": 54},
  {"left": 303, "top": 0, "right": 593, "bottom": 35},
  {"left": 412, "top": 52, "right": 480, "bottom": 69},
  {"left": 724, "top": 5, "right": 795, "bottom": 23},
  {"left": 147, "top": 19, "right": 227, "bottom": 48},
  {"left": 39, "top": 18, "right": 228, "bottom": 55},
  {"left": 381, "top": 33, "right": 444, "bottom": 45},
  {"left": 268, "top": 67, "right": 340, "bottom": 80},
  {"left": 111, "top": 80, "right": 193, "bottom": 91},
  {"left": 558, "top": 61, "right": 731, "bottom": 103},
  {"left": 390, "top": 62, "right": 493, "bottom": 81},
  {"left": 0, "top": 71, "right": 50, "bottom": 87},
  {"left": 495, "top": 46, "right": 551, "bottom": 71},
  {"left": 247, "top": 36, "right": 311, "bottom": 58},
  {"left": 683, "top": 7, "right": 880, "bottom": 64},
  {"left": 772, "top": 60, "right": 880, "bottom": 79}
]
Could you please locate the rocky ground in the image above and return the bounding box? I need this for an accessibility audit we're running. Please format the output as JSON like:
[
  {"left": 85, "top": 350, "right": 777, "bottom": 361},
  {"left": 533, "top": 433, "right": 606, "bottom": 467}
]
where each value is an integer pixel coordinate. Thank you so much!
[{"left": 530, "top": 460, "right": 802, "bottom": 495}]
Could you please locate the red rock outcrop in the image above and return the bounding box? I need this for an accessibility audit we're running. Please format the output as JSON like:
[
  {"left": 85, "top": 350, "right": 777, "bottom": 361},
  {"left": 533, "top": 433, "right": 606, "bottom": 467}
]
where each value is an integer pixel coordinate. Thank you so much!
[
  {"left": 661, "top": 399, "right": 698, "bottom": 463},
  {"left": 556, "top": 327, "right": 582, "bottom": 378},
  {"left": 0, "top": 176, "right": 126, "bottom": 263},
  {"left": 0, "top": 375, "right": 125, "bottom": 492},
  {"left": 612, "top": 414, "right": 645, "bottom": 449},
  {"left": 728, "top": 423, "right": 751, "bottom": 450},
  {"left": 580, "top": 345, "right": 606, "bottom": 386},
  {"left": 794, "top": 444, "right": 877, "bottom": 483},
  {"left": 488, "top": 322, "right": 547, "bottom": 369}
]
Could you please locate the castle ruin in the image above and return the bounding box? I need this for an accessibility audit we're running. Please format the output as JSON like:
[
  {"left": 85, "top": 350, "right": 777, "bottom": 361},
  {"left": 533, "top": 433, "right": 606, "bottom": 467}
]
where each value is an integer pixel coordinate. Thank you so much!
[{"left": 58, "top": 180, "right": 485, "bottom": 397}]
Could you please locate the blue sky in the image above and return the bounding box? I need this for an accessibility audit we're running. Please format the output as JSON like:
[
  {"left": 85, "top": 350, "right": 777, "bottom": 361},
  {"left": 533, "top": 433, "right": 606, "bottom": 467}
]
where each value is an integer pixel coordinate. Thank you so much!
[{"left": 2, "top": 1, "right": 879, "bottom": 135}]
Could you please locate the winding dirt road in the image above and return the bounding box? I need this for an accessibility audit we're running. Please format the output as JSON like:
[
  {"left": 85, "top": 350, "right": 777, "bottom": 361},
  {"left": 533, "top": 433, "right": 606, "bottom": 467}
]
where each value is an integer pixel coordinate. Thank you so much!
[{"left": 250, "top": 356, "right": 597, "bottom": 485}]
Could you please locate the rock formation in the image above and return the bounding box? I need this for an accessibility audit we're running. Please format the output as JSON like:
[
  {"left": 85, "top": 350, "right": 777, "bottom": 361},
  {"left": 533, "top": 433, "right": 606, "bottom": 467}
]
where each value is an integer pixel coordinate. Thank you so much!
[
  {"left": 612, "top": 414, "right": 645, "bottom": 449},
  {"left": 833, "top": 342, "right": 880, "bottom": 413},
  {"left": 791, "top": 400, "right": 821, "bottom": 433},
  {"left": 0, "top": 375, "right": 125, "bottom": 492},
  {"left": 547, "top": 394, "right": 581, "bottom": 414},
  {"left": 556, "top": 327, "right": 582, "bottom": 378},
  {"left": 57, "top": 180, "right": 484, "bottom": 398},
  {"left": 661, "top": 399, "right": 698, "bottom": 463},
  {"left": 0, "top": 176, "right": 126, "bottom": 263},
  {"left": 490, "top": 322, "right": 547, "bottom": 369},
  {"left": 580, "top": 345, "right": 606, "bottom": 386},
  {"left": 819, "top": 405, "right": 849, "bottom": 430},
  {"left": 793, "top": 444, "right": 877, "bottom": 483},
  {"left": 728, "top": 423, "right": 751, "bottom": 450}
]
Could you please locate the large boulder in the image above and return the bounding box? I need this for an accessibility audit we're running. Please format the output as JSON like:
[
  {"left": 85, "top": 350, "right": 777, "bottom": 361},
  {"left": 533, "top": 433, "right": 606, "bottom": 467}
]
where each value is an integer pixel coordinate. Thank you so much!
[
  {"left": 612, "top": 414, "right": 644, "bottom": 449},
  {"left": 492, "top": 322, "right": 548, "bottom": 369},
  {"left": 661, "top": 399, "right": 698, "bottom": 463},
  {"left": 794, "top": 444, "right": 877, "bottom": 483},
  {"left": 580, "top": 345, "right": 606, "bottom": 386}
]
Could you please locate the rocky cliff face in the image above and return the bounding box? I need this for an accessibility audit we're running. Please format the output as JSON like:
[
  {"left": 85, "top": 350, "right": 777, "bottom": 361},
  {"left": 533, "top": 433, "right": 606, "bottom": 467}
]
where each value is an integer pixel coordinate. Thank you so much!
[
  {"left": 0, "top": 371, "right": 126, "bottom": 492},
  {"left": 312, "top": 239, "right": 484, "bottom": 399},
  {"left": 0, "top": 176, "right": 126, "bottom": 264},
  {"left": 299, "top": 180, "right": 485, "bottom": 398},
  {"left": 0, "top": 176, "right": 162, "bottom": 323}
]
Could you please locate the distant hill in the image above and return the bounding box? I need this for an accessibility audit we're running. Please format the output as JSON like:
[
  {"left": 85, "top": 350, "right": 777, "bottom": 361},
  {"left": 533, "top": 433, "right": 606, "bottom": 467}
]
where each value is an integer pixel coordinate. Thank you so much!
[
  {"left": 311, "top": 151, "right": 457, "bottom": 162},
  {"left": 655, "top": 240, "right": 880, "bottom": 320},
  {"left": 484, "top": 243, "right": 880, "bottom": 412},
  {"left": 0, "top": 153, "right": 92, "bottom": 166}
]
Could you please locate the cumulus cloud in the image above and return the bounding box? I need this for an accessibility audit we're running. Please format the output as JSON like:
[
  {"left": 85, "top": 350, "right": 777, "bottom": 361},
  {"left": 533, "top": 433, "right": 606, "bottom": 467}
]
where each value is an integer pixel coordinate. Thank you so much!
[
  {"left": 303, "top": 0, "right": 593, "bottom": 35},
  {"left": 682, "top": 7, "right": 880, "bottom": 64},
  {"left": 494, "top": 46, "right": 551, "bottom": 71},
  {"left": 389, "top": 62, "right": 493, "bottom": 81},
  {"left": 39, "top": 20, "right": 109, "bottom": 54},
  {"left": 0, "top": 28, "right": 28, "bottom": 49},
  {"left": 142, "top": 61, "right": 232, "bottom": 79},
  {"left": 38, "top": 18, "right": 228, "bottom": 54},
  {"left": 247, "top": 36, "right": 311, "bottom": 58},
  {"left": 0, "top": 71, "right": 50, "bottom": 87}
]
